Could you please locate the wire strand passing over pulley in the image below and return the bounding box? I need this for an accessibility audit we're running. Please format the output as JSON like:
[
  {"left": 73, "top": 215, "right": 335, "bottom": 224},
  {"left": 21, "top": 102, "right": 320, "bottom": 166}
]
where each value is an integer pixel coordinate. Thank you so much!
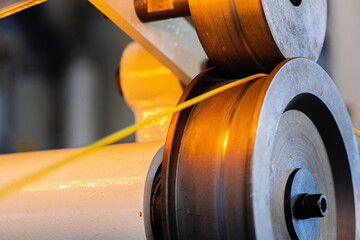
[
  {"left": 161, "top": 59, "right": 360, "bottom": 240},
  {"left": 0, "top": 73, "right": 267, "bottom": 201},
  {"left": 355, "top": 128, "right": 360, "bottom": 138},
  {"left": 0, "top": 71, "right": 359, "bottom": 202}
]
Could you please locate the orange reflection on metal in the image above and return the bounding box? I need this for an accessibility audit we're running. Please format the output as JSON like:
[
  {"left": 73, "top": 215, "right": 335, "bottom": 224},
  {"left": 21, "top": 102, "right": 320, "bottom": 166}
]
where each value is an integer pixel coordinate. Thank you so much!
[
  {"left": 220, "top": 130, "right": 230, "bottom": 162},
  {"left": 148, "top": 0, "right": 174, "bottom": 13},
  {"left": 0, "top": 0, "right": 47, "bottom": 19},
  {"left": 223, "top": 131, "right": 230, "bottom": 149},
  {"left": 126, "top": 67, "right": 172, "bottom": 79}
]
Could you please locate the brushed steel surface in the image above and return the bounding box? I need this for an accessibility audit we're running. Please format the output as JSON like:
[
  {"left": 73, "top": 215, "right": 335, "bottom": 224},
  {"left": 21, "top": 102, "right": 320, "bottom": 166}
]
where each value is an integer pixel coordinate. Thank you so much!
[
  {"left": 271, "top": 112, "right": 334, "bottom": 240},
  {"left": 252, "top": 58, "right": 359, "bottom": 239},
  {"left": 162, "top": 58, "right": 359, "bottom": 239},
  {"left": 189, "top": 0, "right": 327, "bottom": 77}
]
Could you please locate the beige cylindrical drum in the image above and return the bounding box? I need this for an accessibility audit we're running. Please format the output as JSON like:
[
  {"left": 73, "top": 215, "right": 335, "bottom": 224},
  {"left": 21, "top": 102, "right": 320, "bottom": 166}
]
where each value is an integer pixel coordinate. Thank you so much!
[{"left": 0, "top": 142, "right": 164, "bottom": 240}]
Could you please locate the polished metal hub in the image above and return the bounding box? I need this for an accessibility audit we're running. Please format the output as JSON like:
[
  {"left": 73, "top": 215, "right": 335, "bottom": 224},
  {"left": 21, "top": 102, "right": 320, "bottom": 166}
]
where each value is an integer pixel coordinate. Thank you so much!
[
  {"left": 284, "top": 167, "right": 329, "bottom": 240},
  {"left": 161, "top": 58, "right": 360, "bottom": 239},
  {"left": 270, "top": 110, "right": 335, "bottom": 240}
]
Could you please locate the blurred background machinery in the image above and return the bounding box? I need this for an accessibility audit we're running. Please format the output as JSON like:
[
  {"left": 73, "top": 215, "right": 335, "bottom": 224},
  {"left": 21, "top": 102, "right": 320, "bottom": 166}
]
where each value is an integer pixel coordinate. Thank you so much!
[{"left": 0, "top": 0, "right": 134, "bottom": 153}]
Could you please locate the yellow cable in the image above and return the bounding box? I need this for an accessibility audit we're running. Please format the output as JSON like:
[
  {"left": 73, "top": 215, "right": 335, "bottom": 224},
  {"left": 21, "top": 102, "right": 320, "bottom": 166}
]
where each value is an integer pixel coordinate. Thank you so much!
[
  {"left": 0, "top": 0, "right": 47, "bottom": 19},
  {"left": 355, "top": 128, "right": 360, "bottom": 138},
  {"left": 0, "top": 73, "right": 268, "bottom": 200}
]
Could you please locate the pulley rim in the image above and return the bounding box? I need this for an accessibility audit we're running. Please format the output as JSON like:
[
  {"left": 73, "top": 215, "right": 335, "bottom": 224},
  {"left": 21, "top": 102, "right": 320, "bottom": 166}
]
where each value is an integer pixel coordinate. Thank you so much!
[
  {"left": 251, "top": 58, "right": 359, "bottom": 239},
  {"left": 261, "top": 0, "right": 327, "bottom": 61},
  {"left": 161, "top": 58, "right": 359, "bottom": 239}
]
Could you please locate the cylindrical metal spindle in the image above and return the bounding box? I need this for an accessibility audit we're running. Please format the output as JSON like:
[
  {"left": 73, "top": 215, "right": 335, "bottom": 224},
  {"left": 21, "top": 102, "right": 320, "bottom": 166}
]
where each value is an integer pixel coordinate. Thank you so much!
[{"left": 135, "top": 0, "right": 190, "bottom": 22}]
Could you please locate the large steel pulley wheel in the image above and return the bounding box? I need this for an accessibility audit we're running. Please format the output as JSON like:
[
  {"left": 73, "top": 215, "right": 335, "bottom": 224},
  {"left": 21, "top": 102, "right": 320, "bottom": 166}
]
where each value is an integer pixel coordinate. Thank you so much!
[{"left": 161, "top": 58, "right": 360, "bottom": 239}]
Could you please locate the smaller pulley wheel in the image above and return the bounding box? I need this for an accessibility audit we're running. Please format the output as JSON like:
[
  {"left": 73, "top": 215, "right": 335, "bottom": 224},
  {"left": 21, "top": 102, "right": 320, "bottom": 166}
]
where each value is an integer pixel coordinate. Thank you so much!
[
  {"left": 161, "top": 58, "right": 359, "bottom": 239},
  {"left": 189, "top": 0, "right": 327, "bottom": 77}
]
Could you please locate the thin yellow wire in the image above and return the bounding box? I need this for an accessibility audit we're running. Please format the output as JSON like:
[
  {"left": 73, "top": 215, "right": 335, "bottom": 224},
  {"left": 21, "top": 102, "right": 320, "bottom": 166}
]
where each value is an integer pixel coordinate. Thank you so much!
[
  {"left": 0, "top": 0, "right": 47, "bottom": 19},
  {"left": 355, "top": 128, "right": 360, "bottom": 138},
  {"left": 0, "top": 73, "right": 267, "bottom": 200}
]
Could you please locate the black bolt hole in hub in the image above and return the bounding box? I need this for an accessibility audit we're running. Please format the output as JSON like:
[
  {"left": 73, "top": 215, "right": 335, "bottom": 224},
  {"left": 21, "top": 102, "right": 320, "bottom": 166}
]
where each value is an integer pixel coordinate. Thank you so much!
[
  {"left": 290, "top": 0, "right": 302, "bottom": 7},
  {"left": 285, "top": 169, "right": 328, "bottom": 240},
  {"left": 295, "top": 194, "right": 328, "bottom": 219}
]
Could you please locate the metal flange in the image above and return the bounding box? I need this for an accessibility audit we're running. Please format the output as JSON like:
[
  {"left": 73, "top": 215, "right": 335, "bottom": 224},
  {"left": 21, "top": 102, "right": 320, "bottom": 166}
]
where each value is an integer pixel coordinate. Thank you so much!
[
  {"left": 189, "top": 0, "right": 327, "bottom": 77},
  {"left": 161, "top": 58, "right": 359, "bottom": 239}
]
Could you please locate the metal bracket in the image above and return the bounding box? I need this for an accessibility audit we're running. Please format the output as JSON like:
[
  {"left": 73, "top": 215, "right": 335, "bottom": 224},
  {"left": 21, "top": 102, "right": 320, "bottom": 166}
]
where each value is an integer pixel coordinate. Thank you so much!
[
  {"left": 134, "top": 0, "right": 190, "bottom": 22},
  {"left": 89, "top": 0, "right": 207, "bottom": 84}
]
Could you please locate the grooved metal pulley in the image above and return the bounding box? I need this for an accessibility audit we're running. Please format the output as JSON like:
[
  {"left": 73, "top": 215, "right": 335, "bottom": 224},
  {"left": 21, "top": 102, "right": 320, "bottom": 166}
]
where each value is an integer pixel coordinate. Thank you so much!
[
  {"left": 134, "top": 1, "right": 359, "bottom": 239},
  {"left": 160, "top": 58, "right": 360, "bottom": 239},
  {"left": 135, "top": 0, "right": 327, "bottom": 77}
]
